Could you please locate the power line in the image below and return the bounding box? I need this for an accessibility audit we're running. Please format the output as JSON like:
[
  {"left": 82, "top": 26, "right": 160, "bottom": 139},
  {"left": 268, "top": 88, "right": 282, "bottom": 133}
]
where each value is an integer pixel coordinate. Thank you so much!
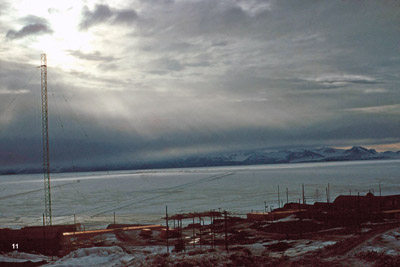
[
  {"left": 0, "top": 180, "right": 78, "bottom": 201},
  {"left": 91, "top": 171, "right": 236, "bottom": 216},
  {"left": 57, "top": 171, "right": 238, "bottom": 218},
  {"left": 48, "top": 82, "right": 77, "bottom": 171}
]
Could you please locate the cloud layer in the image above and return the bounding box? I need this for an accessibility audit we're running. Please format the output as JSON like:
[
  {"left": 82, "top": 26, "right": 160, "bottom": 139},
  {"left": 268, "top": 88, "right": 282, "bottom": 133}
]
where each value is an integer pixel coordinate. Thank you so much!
[
  {"left": 0, "top": 0, "right": 400, "bottom": 170},
  {"left": 79, "top": 4, "right": 138, "bottom": 30},
  {"left": 6, "top": 15, "right": 53, "bottom": 39}
]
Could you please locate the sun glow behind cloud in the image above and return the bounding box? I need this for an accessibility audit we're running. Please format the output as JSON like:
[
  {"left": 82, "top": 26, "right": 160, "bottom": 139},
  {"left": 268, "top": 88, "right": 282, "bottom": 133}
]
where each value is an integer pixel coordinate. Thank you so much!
[{"left": 11, "top": 0, "right": 95, "bottom": 70}]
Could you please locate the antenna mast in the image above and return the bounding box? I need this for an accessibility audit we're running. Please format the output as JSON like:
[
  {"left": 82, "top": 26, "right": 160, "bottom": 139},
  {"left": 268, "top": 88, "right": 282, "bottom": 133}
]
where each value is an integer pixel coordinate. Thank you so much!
[{"left": 41, "top": 53, "right": 52, "bottom": 225}]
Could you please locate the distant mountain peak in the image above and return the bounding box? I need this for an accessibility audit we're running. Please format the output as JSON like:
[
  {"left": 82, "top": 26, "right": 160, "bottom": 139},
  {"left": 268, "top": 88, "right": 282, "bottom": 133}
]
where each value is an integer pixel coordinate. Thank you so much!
[{"left": 345, "top": 146, "right": 377, "bottom": 155}]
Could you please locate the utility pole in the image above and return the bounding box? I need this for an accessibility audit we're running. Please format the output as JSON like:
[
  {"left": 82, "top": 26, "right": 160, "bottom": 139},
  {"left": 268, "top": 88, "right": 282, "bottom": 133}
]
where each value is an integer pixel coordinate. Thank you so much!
[
  {"left": 326, "top": 187, "right": 329, "bottom": 203},
  {"left": 326, "top": 183, "right": 330, "bottom": 203},
  {"left": 278, "top": 185, "right": 280, "bottom": 208},
  {"left": 41, "top": 54, "right": 52, "bottom": 226},
  {"left": 379, "top": 182, "right": 382, "bottom": 197},
  {"left": 224, "top": 211, "right": 228, "bottom": 252},
  {"left": 286, "top": 187, "right": 289, "bottom": 204},
  {"left": 165, "top": 206, "right": 169, "bottom": 253},
  {"left": 328, "top": 183, "right": 330, "bottom": 203}
]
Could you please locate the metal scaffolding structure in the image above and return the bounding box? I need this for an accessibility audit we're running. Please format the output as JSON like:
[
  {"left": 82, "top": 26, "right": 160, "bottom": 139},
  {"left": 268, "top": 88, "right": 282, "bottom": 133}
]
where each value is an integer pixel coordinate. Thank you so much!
[{"left": 41, "top": 53, "right": 52, "bottom": 225}]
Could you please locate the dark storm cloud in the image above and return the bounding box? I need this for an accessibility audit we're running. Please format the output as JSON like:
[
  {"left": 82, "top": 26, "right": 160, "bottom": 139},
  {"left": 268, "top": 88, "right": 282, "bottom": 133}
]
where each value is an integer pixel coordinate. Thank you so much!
[
  {"left": 133, "top": 0, "right": 252, "bottom": 38},
  {"left": 79, "top": 4, "right": 113, "bottom": 30},
  {"left": 113, "top": 9, "right": 138, "bottom": 25},
  {"left": 134, "top": 0, "right": 399, "bottom": 67},
  {"left": 79, "top": 4, "right": 138, "bottom": 30},
  {"left": 6, "top": 16, "right": 53, "bottom": 39},
  {"left": 67, "top": 50, "right": 116, "bottom": 61},
  {"left": 86, "top": 0, "right": 400, "bottom": 137},
  {"left": 2, "top": 100, "right": 399, "bottom": 171},
  {"left": 6, "top": 23, "right": 52, "bottom": 39}
]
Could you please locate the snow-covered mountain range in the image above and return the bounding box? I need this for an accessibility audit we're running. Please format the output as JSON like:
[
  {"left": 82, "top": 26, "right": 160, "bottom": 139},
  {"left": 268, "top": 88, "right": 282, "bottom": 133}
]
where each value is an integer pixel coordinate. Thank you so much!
[
  {"left": 180, "top": 146, "right": 400, "bottom": 167},
  {"left": 2, "top": 146, "right": 399, "bottom": 175}
]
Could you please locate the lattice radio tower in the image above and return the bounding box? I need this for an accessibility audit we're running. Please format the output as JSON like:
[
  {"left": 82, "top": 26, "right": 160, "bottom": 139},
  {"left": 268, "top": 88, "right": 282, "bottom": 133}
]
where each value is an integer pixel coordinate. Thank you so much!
[{"left": 41, "top": 54, "right": 52, "bottom": 225}]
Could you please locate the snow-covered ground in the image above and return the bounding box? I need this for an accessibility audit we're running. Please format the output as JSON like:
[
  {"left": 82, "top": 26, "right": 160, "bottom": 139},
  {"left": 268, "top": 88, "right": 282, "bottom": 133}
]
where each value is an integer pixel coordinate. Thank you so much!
[
  {"left": 1, "top": 228, "right": 399, "bottom": 266},
  {"left": 0, "top": 251, "right": 50, "bottom": 263},
  {"left": 0, "top": 240, "right": 337, "bottom": 266},
  {"left": 42, "top": 246, "right": 134, "bottom": 266},
  {"left": 1, "top": 160, "right": 399, "bottom": 229},
  {"left": 243, "top": 239, "right": 337, "bottom": 258},
  {"left": 356, "top": 229, "right": 400, "bottom": 256}
]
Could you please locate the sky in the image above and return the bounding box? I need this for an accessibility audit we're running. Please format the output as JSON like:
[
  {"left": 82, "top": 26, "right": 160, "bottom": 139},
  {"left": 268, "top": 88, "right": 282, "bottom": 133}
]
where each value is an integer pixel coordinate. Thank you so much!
[{"left": 0, "top": 0, "right": 400, "bottom": 170}]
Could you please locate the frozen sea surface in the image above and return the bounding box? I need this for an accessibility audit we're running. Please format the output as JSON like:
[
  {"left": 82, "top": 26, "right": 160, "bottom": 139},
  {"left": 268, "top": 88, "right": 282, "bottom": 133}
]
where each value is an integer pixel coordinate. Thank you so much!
[{"left": 0, "top": 159, "right": 399, "bottom": 229}]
